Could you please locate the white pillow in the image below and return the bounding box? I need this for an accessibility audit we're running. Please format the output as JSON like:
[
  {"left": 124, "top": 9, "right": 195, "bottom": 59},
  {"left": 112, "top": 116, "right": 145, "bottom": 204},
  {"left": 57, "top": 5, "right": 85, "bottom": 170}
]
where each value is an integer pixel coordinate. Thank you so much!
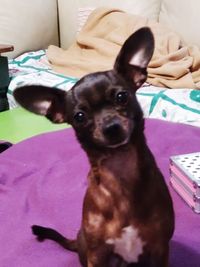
[
  {"left": 77, "top": 7, "right": 95, "bottom": 33},
  {"left": 160, "top": 0, "right": 200, "bottom": 47},
  {"left": 58, "top": 0, "right": 162, "bottom": 49},
  {"left": 0, "top": 0, "right": 59, "bottom": 58}
]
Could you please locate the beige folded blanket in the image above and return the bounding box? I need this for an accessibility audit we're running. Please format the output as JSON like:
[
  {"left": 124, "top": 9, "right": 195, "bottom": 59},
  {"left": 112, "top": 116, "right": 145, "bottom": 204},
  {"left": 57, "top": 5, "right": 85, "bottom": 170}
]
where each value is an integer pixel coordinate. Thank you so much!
[{"left": 47, "top": 7, "right": 200, "bottom": 89}]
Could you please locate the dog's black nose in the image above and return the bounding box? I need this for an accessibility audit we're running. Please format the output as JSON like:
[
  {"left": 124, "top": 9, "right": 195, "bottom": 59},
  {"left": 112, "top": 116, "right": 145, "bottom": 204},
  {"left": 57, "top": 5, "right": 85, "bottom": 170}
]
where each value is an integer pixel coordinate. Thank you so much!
[{"left": 103, "top": 122, "right": 122, "bottom": 139}]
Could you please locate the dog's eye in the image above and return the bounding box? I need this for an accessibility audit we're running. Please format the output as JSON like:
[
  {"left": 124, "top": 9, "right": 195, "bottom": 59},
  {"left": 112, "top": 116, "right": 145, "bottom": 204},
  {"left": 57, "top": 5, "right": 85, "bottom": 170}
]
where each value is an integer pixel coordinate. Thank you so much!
[
  {"left": 74, "top": 112, "right": 86, "bottom": 124},
  {"left": 116, "top": 91, "right": 129, "bottom": 105}
]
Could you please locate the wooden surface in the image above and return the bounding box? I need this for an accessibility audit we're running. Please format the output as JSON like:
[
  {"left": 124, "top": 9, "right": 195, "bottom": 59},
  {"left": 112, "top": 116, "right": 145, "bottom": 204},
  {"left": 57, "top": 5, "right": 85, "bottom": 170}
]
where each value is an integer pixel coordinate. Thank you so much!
[{"left": 0, "top": 44, "right": 14, "bottom": 54}]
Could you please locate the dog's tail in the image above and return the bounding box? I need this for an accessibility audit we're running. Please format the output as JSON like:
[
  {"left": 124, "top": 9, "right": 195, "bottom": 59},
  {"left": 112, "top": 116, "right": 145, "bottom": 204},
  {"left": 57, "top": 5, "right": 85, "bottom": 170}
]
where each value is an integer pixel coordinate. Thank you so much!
[{"left": 32, "top": 225, "right": 78, "bottom": 252}]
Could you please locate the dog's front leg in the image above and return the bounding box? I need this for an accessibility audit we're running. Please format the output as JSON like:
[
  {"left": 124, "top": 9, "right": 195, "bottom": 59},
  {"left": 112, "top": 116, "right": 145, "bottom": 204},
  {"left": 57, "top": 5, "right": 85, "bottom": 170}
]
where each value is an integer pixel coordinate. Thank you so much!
[
  {"left": 87, "top": 252, "right": 106, "bottom": 267},
  {"left": 87, "top": 250, "right": 127, "bottom": 267},
  {"left": 86, "top": 246, "right": 113, "bottom": 267},
  {"left": 87, "top": 258, "right": 110, "bottom": 267},
  {"left": 87, "top": 260, "right": 94, "bottom": 267}
]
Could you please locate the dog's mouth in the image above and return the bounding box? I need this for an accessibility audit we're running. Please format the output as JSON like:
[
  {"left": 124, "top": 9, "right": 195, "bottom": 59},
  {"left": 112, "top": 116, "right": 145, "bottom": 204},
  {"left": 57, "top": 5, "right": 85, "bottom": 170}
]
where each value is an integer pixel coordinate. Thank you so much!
[{"left": 106, "top": 136, "right": 130, "bottom": 148}]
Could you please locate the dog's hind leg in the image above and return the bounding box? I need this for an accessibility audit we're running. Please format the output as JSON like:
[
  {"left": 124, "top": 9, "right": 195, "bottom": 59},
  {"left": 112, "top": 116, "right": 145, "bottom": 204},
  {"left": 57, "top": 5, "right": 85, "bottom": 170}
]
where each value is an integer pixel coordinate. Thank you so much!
[{"left": 32, "top": 225, "right": 78, "bottom": 252}]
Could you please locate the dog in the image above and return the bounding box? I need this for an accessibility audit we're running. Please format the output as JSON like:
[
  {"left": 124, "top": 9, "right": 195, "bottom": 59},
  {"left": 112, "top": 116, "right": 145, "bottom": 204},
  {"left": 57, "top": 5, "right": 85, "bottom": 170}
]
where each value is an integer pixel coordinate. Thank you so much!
[{"left": 14, "top": 27, "right": 174, "bottom": 267}]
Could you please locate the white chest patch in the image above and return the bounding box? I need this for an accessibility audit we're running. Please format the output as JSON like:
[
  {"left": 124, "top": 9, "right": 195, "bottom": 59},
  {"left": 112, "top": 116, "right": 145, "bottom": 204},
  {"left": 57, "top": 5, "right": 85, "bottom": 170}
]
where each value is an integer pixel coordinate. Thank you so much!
[{"left": 106, "top": 226, "right": 145, "bottom": 263}]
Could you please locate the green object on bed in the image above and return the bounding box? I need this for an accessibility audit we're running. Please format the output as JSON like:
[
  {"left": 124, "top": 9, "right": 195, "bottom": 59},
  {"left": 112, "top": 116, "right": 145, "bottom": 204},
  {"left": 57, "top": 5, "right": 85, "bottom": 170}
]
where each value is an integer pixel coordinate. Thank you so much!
[{"left": 0, "top": 107, "right": 69, "bottom": 143}]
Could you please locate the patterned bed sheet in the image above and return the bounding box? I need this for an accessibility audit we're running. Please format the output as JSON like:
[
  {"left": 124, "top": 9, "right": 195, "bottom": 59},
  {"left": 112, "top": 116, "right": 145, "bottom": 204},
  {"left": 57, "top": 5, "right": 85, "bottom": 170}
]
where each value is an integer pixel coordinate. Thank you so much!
[{"left": 8, "top": 50, "right": 200, "bottom": 127}]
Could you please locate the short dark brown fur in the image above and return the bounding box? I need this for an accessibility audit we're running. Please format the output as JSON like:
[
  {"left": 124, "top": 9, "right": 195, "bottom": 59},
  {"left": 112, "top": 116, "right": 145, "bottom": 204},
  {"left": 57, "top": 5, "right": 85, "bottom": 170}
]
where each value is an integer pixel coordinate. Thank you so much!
[{"left": 14, "top": 27, "right": 174, "bottom": 267}]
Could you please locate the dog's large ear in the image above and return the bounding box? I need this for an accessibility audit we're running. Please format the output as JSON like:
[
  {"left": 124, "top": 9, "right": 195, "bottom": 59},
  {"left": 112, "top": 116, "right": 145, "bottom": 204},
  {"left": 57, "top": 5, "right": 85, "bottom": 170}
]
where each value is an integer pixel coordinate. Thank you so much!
[
  {"left": 14, "top": 86, "right": 69, "bottom": 123},
  {"left": 114, "top": 27, "right": 154, "bottom": 89}
]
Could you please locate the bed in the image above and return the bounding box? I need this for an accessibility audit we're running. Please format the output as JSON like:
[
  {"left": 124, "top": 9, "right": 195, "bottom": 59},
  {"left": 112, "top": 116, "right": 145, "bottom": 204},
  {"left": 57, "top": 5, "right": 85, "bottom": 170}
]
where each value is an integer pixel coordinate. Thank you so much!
[
  {"left": 4, "top": 48, "right": 200, "bottom": 267},
  {"left": 8, "top": 50, "right": 200, "bottom": 128}
]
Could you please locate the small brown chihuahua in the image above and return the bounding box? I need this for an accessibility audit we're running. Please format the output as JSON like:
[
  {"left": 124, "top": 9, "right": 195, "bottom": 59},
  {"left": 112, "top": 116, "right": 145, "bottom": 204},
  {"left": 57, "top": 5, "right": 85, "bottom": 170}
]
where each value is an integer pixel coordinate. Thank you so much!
[{"left": 14, "top": 27, "right": 174, "bottom": 267}]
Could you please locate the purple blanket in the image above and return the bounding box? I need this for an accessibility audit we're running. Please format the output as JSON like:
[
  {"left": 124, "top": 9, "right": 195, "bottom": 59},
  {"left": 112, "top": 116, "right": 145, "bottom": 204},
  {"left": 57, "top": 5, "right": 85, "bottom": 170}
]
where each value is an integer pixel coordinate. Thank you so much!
[{"left": 0, "top": 119, "right": 200, "bottom": 267}]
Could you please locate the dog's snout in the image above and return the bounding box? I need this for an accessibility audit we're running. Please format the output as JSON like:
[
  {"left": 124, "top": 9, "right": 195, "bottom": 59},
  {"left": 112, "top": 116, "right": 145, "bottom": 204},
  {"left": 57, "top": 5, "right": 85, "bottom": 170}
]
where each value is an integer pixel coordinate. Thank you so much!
[{"left": 103, "top": 121, "right": 122, "bottom": 138}]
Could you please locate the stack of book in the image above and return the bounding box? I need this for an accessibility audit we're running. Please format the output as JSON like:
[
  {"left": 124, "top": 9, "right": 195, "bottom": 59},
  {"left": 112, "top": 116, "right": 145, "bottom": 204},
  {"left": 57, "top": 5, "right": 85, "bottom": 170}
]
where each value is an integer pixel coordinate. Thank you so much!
[{"left": 170, "top": 152, "right": 200, "bottom": 214}]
